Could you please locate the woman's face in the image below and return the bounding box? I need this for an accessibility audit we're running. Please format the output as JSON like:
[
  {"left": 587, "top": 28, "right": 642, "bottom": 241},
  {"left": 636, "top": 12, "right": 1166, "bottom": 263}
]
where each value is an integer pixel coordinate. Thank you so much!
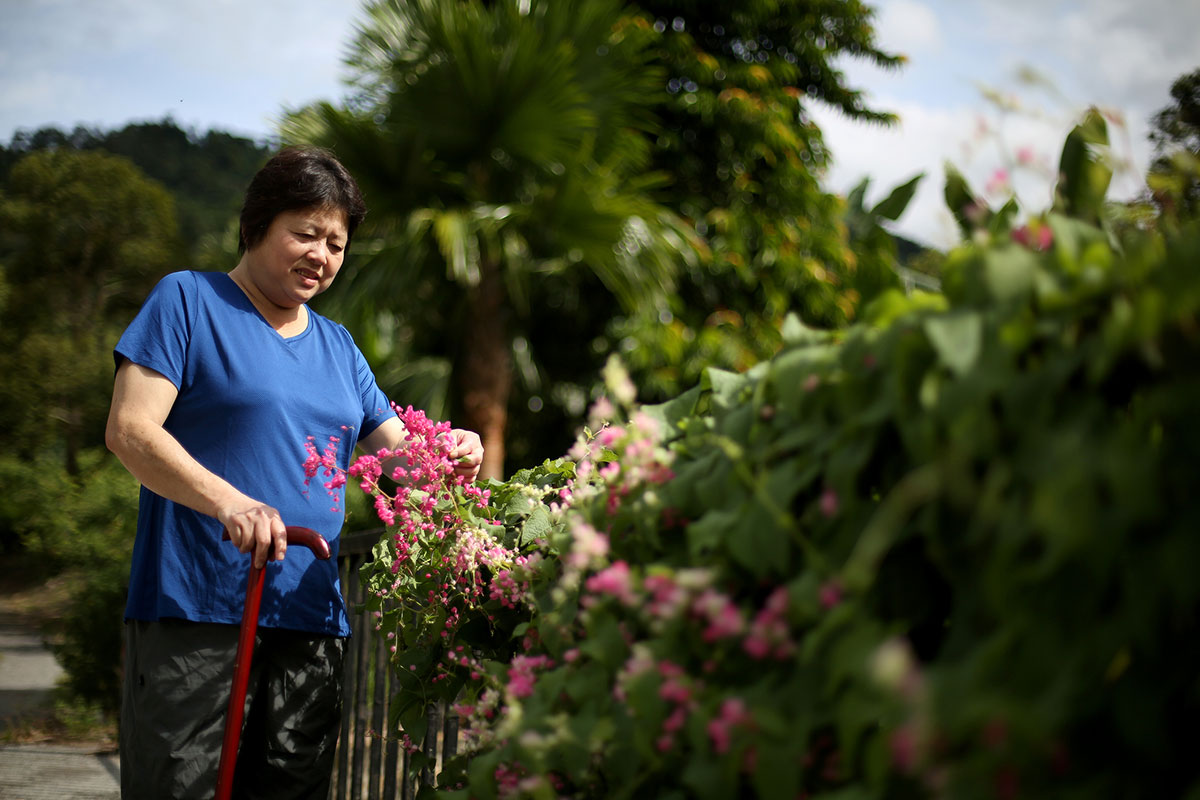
[{"left": 244, "top": 206, "right": 349, "bottom": 308}]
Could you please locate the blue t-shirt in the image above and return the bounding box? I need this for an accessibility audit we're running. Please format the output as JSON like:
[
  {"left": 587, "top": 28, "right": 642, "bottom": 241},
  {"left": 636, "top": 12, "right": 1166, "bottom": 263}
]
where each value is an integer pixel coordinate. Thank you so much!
[{"left": 115, "top": 271, "right": 396, "bottom": 636}]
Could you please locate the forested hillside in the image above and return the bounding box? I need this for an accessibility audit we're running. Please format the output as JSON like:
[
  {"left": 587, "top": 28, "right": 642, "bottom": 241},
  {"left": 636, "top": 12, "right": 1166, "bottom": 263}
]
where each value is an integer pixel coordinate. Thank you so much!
[{"left": 1, "top": 118, "right": 269, "bottom": 252}]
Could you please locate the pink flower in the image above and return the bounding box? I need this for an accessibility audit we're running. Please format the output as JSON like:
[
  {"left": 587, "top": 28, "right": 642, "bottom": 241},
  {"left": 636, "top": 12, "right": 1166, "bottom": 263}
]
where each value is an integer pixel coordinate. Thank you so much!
[
  {"left": 586, "top": 561, "right": 638, "bottom": 606},
  {"left": 819, "top": 579, "right": 843, "bottom": 610},
  {"left": 1012, "top": 222, "right": 1053, "bottom": 251},
  {"left": 707, "top": 698, "right": 754, "bottom": 754},
  {"left": 985, "top": 168, "right": 1010, "bottom": 196},
  {"left": 644, "top": 574, "right": 686, "bottom": 620},
  {"left": 506, "top": 654, "right": 553, "bottom": 699},
  {"left": 373, "top": 494, "right": 396, "bottom": 526},
  {"left": 588, "top": 396, "right": 616, "bottom": 424},
  {"left": 566, "top": 520, "right": 609, "bottom": 568},
  {"left": 662, "top": 706, "right": 688, "bottom": 733},
  {"left": 659, "top": 675, "right": 692, "bottom": 704},
  {"left": 692, "top": 589, "right": 745, "bottom": 641},
  {"left": 708, "top": 720, "right": 733, "bottom": 754},
  {"left": 597, "top": 425, "right": 626, "bottom": 448},
  {"left": 744, "top": 588, "right": 794, "bottom": 660},
  {"left": 819, "top": 486, "right": 839, "bottom": 518},
  {"left": 889, "top": 724, "right": 919, "bottom": 772}
]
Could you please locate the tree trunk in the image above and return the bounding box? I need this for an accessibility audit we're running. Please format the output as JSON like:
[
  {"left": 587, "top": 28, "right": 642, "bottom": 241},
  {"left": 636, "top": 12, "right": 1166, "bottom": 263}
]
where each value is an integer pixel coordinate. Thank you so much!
[{"left": 459, "top": 257, "right": 511, "bottom": 481}]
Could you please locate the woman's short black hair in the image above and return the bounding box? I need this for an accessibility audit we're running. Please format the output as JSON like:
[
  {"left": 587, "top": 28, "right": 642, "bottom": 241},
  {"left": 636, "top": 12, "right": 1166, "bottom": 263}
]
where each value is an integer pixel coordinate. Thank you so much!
[{"left": 238, "top": 146, "right": 367, "bottom": 255}]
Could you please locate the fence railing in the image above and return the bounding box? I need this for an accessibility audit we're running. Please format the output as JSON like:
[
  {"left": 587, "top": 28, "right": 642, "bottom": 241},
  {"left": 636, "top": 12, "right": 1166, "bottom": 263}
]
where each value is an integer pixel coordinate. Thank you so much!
[{"left": 331, "top": 530, "right": 459, "bottom": 800}]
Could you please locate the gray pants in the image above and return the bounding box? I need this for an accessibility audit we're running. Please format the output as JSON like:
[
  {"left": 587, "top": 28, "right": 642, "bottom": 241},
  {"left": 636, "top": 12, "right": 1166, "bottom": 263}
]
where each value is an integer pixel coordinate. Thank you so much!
[{"left": 120, "top": 619, "right": 346, "bottom": 800}]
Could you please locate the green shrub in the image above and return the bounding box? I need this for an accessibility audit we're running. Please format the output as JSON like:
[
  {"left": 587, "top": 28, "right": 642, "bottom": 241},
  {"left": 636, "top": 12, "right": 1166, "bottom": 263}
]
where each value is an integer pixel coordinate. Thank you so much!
[
  {"left": 0, "top": 448, "right": 139, "bottom": 570},
  {"left": 0, "top": 449, "right": 138, "bottom": 716},
  {"left": 353, "top": 112, "right": 1200, "bottom": 798},
  {"left": 49, "top": 558, "right": 130, "bottom": 716}
]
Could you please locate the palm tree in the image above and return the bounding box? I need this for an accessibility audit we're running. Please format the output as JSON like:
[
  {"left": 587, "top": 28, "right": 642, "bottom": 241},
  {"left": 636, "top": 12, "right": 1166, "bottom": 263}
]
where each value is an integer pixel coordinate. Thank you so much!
[{"left": 283, "top": 0, "right": 701, "bottom": 479}]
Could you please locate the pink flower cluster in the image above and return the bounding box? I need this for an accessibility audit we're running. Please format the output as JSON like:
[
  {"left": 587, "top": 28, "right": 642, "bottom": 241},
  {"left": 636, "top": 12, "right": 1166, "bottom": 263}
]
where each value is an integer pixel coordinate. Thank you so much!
[
  {"left": 644, "top": 573, "right": 689, "bottom": 620},
  {"left": 494, "top": 763, "right": 525, "bottom": 798},
  {"left": 493, "top": 763, "right": 564, "bottom": 799},
  {"left": 564, "top": 405, "right": 675, "bottom": 518},
  {"left": 1012, "top": 222, "right": 1054, "bottom": 251},
  {"left": 565, "top": 519, "right": 610, "bottom": 569},
  {"left": 584, "top": 561, "right": 637, "bottom": 606},
  {"left": 707, "top": 697, "right": 755, "bottom": 755},
  {"left": 489, "top": 568, "right": 528, "bottom": 609},
  {"left": 309, "top": 405, "right": 520, "bottom": 657},
  {"left": 448, "top": 525, "right": 523, "bottom": 608},
  {"left": 580, "top": 563, "right": 801, "bottom": 662},
  {"left": 692, "top": 589, "right": 746, "bottom": 642},
  {"left": 743, "top": 587, "right": 795, "bottom": 660},
  {"left": 507, "top": 654, "right": 555, "bottom": 699},
  {"left": 655, "top": 659, "right": 698, "bottom": 752}
]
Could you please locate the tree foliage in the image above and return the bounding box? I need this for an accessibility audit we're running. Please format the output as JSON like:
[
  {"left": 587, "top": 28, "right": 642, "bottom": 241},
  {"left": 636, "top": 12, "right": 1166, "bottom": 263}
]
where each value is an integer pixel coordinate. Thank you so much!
[
  {"left": 1148, "top": 67, "right": 1200, "bottom": 218},
  {"left": 598, "top": 0, "right": 904, "bottom": 403},
  {"left": 1, "top": 118, "right": 269, "bottom": 257},
  {"left": 285, "top": 0, "right": 704, "bottom": 477},
  {"left": 285, "top": 0, "right": 904, "bottom": 473},
  {"left": 0, "top": 149, "right": 181, "bottom": 471}
]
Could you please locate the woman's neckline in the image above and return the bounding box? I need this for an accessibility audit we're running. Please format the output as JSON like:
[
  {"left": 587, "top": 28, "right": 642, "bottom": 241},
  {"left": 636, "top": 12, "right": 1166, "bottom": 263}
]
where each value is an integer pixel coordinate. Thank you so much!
[{"left": 224, "top": 271, "right": 311, "bottom": 339}]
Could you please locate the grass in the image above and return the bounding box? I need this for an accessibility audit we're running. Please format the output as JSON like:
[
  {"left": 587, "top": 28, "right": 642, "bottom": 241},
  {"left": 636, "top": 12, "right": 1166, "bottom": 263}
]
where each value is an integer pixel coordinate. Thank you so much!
[{"left": 0, "top": 695, "right": 117, "bottom": 748}]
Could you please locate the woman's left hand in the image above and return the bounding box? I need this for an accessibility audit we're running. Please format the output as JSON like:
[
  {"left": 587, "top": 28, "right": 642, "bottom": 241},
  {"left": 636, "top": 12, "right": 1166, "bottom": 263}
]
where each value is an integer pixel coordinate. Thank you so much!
[{"left": 446, "top": 428, "right": 484, "bottom": 483}]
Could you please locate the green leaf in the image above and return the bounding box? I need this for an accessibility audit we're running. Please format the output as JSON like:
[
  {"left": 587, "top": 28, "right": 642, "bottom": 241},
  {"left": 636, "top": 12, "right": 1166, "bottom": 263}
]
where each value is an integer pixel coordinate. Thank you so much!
[
  {"left": 870, "top": 172, "right": 924, "bottom": 221},
  {"left": 780, "top": 312, "right": 834, "bottom": 347},
  {"left": 687, "top": 508, "right": 739, "bottom": 560},
  {"left": 752, "top": 740, "right": 802, "bottom": 800},
  {"left": 1053, "top": 107, "right": 1112, "bottom": 224},
  {"left": 520, "top": 505, "right": 554, "bottom": 545},
  {"left": 988, "top": 197, "right": 1019, "bottom": 237},
  {"left": 641, "top": 385, "right": 702, "bottom": 437},
  {"left": 726, "top": 500, "right": 788, "bottom": 578},
  {"left": 432, "top": 209, "right": 481, "bottom": 286},
  {"left": 702, "top": 367, "right": 749, "bottom": 411},
  {"left": 984, "top": 245, "right": 1039, "bottom": 302},
  {"left": 847, "top": 176, "right": 870, "bottom": 213},
  {"left": 579, "top": 613, "right": 627, "bottom": 670},
  {"left": 923, "top": 311, "right": 983, "bottom": 376},
  {"left": 944, "top": 162, "right": 988, "bottom": 237}
]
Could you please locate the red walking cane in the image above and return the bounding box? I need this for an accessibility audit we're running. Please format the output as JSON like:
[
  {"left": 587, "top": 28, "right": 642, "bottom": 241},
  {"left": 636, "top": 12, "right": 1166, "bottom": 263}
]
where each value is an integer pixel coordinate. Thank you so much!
[{"left": 214, "top": 525, "right": 332, "bottom": 800}]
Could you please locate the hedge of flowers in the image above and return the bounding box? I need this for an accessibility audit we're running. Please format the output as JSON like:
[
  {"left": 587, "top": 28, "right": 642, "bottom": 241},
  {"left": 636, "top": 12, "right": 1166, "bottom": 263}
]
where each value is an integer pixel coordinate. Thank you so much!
[{"left": 332, "top": 112, "right": 1200, "bottom": 798}]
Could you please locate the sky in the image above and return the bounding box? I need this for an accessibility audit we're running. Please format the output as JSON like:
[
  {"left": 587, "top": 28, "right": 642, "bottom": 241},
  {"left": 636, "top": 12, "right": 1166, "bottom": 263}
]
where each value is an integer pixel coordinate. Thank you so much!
[{"left": 2, "top": 0, "right": 1196, "bottom": 249}]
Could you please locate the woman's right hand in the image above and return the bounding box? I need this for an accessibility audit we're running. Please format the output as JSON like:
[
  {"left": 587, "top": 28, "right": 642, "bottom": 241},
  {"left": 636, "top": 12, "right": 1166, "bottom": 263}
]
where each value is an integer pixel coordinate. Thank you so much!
[{"left": 219, "top": 502, "right": 288, "bottom": 568}]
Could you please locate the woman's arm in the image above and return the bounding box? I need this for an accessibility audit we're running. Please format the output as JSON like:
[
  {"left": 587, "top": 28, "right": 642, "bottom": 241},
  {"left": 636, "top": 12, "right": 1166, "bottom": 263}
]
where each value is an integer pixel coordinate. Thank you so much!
[
  {"left": 358, "top": 416, "right": 484, "bottom": 483},
  {"left": 105, "top": 360, "right": 289, "bottom": 567}
]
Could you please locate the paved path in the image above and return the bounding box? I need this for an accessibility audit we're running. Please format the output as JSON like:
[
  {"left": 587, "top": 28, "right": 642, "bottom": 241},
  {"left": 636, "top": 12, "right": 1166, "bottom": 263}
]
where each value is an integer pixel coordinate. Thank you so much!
[
  {"left": 0, "top": 623, "right": 120, "bottom": 798},
  {"left": 0, "top": 744, "right": 120, "bottom": 799},
  {"left": 0, "top": 624, "right": 63, "bottom": 721}
]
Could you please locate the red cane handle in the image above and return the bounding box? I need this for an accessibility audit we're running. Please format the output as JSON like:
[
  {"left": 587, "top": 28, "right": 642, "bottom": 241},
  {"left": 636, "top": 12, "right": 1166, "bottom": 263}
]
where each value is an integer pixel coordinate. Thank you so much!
[
  {"left": 283, "top": 525, "right": 331, "bottom": 559},
  {"left": 219, "top": 525, "right": 332, "bottom": 560}
]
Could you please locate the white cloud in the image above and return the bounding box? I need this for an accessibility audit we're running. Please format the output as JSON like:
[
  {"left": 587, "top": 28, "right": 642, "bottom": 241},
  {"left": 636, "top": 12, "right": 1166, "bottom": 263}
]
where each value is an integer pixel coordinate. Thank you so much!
[
  {"left": 873, "top": 0, "right": 943, "bottom": 55},
  {"left": 0, "top": 0, "right": 362, "bottom": 141},
  {"left": 813, "top": 0, "right": 1192, "bottom": 248}
]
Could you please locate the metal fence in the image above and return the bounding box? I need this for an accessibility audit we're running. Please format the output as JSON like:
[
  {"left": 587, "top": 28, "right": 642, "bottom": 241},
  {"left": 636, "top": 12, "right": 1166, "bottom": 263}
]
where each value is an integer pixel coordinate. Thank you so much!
[{"left": 331, "top": 531, "right": 459, "bottom": 800}]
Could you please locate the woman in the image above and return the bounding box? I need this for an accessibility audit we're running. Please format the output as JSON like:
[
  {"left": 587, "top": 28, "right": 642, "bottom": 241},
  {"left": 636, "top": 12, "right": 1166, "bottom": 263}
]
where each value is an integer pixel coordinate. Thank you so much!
[{"left": 106, "top": 146, "right": 483, "bottom": 799}]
